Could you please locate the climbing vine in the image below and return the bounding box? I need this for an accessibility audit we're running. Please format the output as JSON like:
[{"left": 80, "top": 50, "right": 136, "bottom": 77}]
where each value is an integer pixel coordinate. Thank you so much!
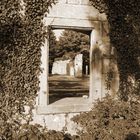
[
  {"left": 0, "top": 0, "right": 55, "bottom": 139},
  {"left": 90, "top": 0, "right": 140, "bottom": 100}
]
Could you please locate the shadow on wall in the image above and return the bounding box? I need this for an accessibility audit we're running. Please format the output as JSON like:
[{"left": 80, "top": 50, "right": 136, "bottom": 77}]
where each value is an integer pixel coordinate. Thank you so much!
[
  {"left": 125, "top": 133, "right": 140, "bottom": 140},
  {"left": 89, "top": 5, "right": 140, "bottom": 101},
  {"left": 87, "top": 15, "right": 111, "bottom": 72},
  {"left": 87, "top": 14, "right": 119, "bottom": 96},
  {"left": 92, "top": 43, "right": 102, "bottom": 72}
]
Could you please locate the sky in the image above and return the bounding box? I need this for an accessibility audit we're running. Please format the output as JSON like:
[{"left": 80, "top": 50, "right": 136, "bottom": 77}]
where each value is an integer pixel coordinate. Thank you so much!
[{"left": 53, "top": 29, "right": 64, "bottom": 41}]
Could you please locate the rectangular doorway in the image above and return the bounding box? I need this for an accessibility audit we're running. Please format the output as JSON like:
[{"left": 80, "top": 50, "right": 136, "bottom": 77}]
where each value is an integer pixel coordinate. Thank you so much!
[{"left": 48, "top": 28, "right": 91, "bottom": 104}]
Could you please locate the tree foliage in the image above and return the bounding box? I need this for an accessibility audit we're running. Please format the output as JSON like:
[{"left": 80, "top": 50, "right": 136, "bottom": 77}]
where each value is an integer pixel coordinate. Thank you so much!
[
  {"left": 58, "top": 30, "right": 90, "bottom": 55},
  {"left": 49, "top": 29, "right": 90, "bottom": 59}
]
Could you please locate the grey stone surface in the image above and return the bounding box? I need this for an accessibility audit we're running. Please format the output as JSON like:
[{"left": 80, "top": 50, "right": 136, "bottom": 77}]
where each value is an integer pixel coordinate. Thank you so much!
[
  {"left": 74, "top": 54, "right": 83, "bottom": 77},
  {"left": 52, "top": 59, "right": 70, "bottom": 75}
]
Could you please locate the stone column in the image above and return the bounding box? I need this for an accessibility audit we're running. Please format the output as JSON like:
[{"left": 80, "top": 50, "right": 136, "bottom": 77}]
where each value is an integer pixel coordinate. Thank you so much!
[
  {"left": 86, "top": 65, "right": 88, "bottom": 75},
  {"left": 74, "top": 54, "right": 83, "bottom": 77},
  {"left": 90, "top": 27, "right": 102, "bottom": 102},
  {"left": 38, "top": 38, "right": 49, "bottom": 106}
]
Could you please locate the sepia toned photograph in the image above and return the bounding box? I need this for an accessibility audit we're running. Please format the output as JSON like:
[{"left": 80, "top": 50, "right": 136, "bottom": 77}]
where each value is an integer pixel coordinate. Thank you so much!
[{"left": 0, "top": 0, "right": 140, "bottom": 139}]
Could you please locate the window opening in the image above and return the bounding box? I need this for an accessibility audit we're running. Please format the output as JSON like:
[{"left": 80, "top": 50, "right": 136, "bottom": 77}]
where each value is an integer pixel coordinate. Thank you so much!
[{"left": 48, "top": 28, "right": 90, "bottom": 104}]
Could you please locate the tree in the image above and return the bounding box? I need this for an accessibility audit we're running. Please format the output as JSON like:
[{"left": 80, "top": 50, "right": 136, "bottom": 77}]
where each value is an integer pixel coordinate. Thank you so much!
[
  {"left": 56, "top": 30, "right": 90, "bottom": 63},
  {"left": 58, "top": 30, "right": 90, "bottom": 56}
]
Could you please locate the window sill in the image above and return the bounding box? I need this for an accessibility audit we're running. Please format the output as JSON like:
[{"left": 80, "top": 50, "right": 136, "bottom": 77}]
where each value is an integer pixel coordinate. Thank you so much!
[{"left": 36, "top": 97, "right": 92, "bottom": 114}]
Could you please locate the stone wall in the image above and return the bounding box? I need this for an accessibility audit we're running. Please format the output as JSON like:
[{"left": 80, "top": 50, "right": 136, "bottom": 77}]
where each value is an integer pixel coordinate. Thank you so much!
[
  {"left": 51, "top": 54, "right": 83, "bottom": 77},
  {"left": 35, "top": 0, "right": 119, "bottom": 134},
  {"left": 44, "top": 0, "right": 106, "bottom": 28},
  {"left": 52, "top": 59, "right": 70, "bottom": 75},
  {"left": 32, "top": 112, "right": 80, "bottom": 135},
  {"left": 74, "top": 54, "right": 83, "bottom": 77}
]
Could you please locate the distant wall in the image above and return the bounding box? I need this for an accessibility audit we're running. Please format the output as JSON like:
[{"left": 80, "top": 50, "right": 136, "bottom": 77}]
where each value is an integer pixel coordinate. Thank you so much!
[
  {"left": 51, "top": 54, "right": 83, "bottom": 77},
  {"left": 52, "top": 59, "right": 70, "bottom": 75}
]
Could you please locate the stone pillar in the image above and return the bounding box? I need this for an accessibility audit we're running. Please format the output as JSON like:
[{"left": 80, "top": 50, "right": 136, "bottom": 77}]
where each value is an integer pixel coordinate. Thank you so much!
[
  {"left": 86, "top": 65, "right": 88, "bottom": 75},
  {"left": 101, "top": 53, "right": 119, "bottom": 97},
  {"left": 90, "top": 28, "right": 102, "bottom": 101},
  {"left": 69, "top": 61, "right": 74, "bottom": 76},
  {"left": 74, "top": 54, "right": 83, "bottom": 77},
  {"left": 38, "top": 38, "right": 49, "bottom": 105}
]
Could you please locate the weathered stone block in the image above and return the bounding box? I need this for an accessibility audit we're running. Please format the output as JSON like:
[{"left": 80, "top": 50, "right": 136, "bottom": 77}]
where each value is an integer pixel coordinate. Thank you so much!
[
  {"left": 80, "top": 0, "right": 90, "bottom": 5},
  {"left": 74, "top": 54, "right": 83, "bottom": 77},
  {"left": 67, "top": 0, "right": 80, "bottom": 4},
  {"left": 59, "top": 0, "right": 67, "bottom": 3},
  {"left": 46, "top": 3, "right": 100, "bottom": 21},
  {"left": 52, "top": 59, "right": 70, "bottom": 75}
]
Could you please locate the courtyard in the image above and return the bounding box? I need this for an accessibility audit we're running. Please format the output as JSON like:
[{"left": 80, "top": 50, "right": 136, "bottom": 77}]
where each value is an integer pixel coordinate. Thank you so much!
[{"left": 48, "top": 75, "right": 89, "bottom": 103}]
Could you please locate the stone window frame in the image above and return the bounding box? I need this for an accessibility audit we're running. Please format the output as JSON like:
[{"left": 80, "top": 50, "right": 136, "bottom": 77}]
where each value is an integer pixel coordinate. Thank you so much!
[{"left": 36, "top": 25, "right": 98, "bottom": 114}]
